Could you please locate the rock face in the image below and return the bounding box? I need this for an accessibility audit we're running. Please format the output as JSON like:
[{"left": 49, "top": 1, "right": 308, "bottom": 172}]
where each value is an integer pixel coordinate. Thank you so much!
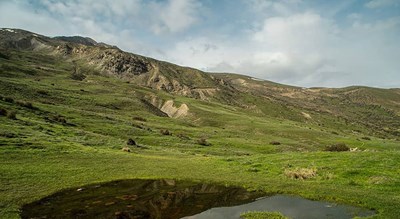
[
  {"left": 144, "top": 96, "right": 189, "bottom": 118},
  {"left": 160, "top": 100, "right": 189, "bottom": 118},
  {"left": 93, "top": 49, "right": 151, "bottom": 76}
]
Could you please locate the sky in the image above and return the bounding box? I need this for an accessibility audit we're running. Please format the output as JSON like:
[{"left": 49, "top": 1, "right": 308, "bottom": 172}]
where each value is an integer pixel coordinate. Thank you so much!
[{"left": 0, "top": 0, "right": 399, "bottom": 88}]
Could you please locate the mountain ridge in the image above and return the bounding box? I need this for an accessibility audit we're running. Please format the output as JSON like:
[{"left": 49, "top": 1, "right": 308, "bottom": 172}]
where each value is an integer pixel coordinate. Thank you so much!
[
  {"left": 3, "top": 27, "right": 397, "bottom": 90},
  {"left": 1, "top": 28, "right": 399, "bottom": 138}
]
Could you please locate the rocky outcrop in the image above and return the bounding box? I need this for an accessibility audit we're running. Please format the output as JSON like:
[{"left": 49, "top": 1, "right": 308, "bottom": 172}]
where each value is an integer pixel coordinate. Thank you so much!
[
  {"left": 93, "top": 50, "right": 151, "bottom": 76},
  {"left": 145, "top": 96, "right": 189, "bottom": 118},
  {"left": 160, "top": 100, "right": 189, "bottom": 118}
]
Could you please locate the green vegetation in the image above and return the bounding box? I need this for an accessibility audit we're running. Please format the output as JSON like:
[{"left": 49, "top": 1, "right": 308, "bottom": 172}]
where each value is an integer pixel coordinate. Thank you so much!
[
  {"left": 241, "top": 211, "right": 289, "bottom": 219},
  {"left": 0, "top": 30, "right": 400, "bottom": 218},
  {"left": 325, "top": 143, "right": 350, "bottom": 152}
]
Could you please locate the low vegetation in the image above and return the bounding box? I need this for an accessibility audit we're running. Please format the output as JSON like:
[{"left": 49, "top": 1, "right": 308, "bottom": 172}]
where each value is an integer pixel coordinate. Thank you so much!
[
  {"left": 284, "top": 168, "right": 317, "bottom": 180},
  {"left": 270, "top": 141, "right": 281, "bottom": 146},
  {"left": 160, "top": 129, "right": 171, "bottom": 136},
  {"left": 127, "top": 138, "right": 136, "bottom": 146},
  {"left": 325, "top": 143, "right": 350, "bottom": 152},
  {"left": 0, "top": 108, "right": 7, "bottom": 116},
  {"left": 6, "top": 110, "right": 17, "bottom": 120},
  {"left": 241, "top": 211, "right": 289, "bottom": 219},
  {"left": 197, "top": 137, "right": 211, "bottom": 146},
  {"left": 16, "top": 101, "right": 36, "bottom": 110}
]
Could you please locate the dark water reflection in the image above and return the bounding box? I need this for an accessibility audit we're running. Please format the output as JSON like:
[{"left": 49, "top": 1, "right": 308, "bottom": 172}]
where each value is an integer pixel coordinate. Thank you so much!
[
  {"left": 21, "top": 179, "right": 375, "bottom": 219},
  {"left": 21, "top": 179, "right": 263, "bottom": 219}
]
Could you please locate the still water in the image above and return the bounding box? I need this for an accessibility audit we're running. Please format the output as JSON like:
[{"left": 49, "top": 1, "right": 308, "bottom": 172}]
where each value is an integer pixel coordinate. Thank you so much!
[{"left": 21, "top": 179, "right": 374, "bottom": 219}]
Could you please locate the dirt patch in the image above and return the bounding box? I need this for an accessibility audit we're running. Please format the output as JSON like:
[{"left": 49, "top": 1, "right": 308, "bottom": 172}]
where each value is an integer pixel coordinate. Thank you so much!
[
  {"left": 160, "top": 100, "right": 189, "bottom": 118},
  {"left": 301, "top": 112, "right": 312, "bottom": 119}
]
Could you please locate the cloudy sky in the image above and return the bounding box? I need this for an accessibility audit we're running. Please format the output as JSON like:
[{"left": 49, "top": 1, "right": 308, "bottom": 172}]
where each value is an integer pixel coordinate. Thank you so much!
[{"left": 1, "top": 0, "right": 399, "bottom": 88}]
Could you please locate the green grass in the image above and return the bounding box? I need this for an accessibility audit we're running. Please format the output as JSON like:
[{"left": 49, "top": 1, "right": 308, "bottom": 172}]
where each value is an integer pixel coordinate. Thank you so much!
[
  {"left": 241, "top": 211, "right": 289, "bottom": 219},
  {"left": 0, "top": 49, "right": 400, "bottom": 218}
]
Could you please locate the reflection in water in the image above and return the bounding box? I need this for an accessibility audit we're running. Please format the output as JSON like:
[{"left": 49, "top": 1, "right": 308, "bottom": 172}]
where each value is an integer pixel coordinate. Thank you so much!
[
  {"left": 21, "top": 179, "right": 262, "bottom": 219},
  {"left": 184, "top": 195, "right": 375, "bottom": 219},
  {"left": 21, "top": 179, "right": 375, "bottom": 219}
]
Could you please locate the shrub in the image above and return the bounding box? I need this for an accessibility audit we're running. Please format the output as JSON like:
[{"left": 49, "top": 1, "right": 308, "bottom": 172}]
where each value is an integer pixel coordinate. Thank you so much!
[
  {"left": 0, "top": 108, "right": 7, "bottom": 116},
  {"left": 71, "top": 65, "right": 86, "bottom": 81},
  {"left": 44, "top": 115, "right": 67, "bottom": 124},
  {"left": 325, "top": 143, "right": 350, "bottom": 152},
  {"left": 177, "top": 133, "right": 190, "bottom": 140},
  {"left": 0, "top": 51, "right": 10, "bottom": 59},
  {"left": 270, "top": 141, "right": 281, "bottom": 145},
  {"left": 71, "top": 72, "right": 86, "bottom": 81},
  {"left": 133, "top": 116, "right": 147, "bottom": 122},
  {"left": 197, "top": 137, "right": 211, "bottom": 146},
  {"left": 53, "top": 115, "right": 67, "bottom": 124},
  {"left": 16, "top": 101, "right": 36, "bottom": 110},
  {"left": 0, "top": 131, "right": 17, "bottom": 138},
  {"left": 36, "top": 90, "right": 49, "bottom": 95},
  {"left": 127, "top": 138, "right": 136, "bottom": 146},
  {"left": 132, "top": 123, "right": 144, "bottom": 129},
  {"left": 284, "top": 168, "right": 317, "bottom": 180},
  {"left": 6, "top": 110, "right": 17, "bottom": 120},
  {"left": 361, "top": 136, "right": 371, "bottom": 140},
  {"left": 4, "top": 97, "right": 14, "bottom": 103},
  {"left": 160, "top": 129, "right": 171, "bottom": 135}
]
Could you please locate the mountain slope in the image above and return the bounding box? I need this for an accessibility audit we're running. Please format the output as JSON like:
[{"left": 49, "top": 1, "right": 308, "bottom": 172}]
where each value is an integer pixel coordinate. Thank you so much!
[
  {"left": 1, "top": 28, "right": 400, "bottom": 219},
  {"left": 1, "top": 27, "right": 399, "bottom": 140}
]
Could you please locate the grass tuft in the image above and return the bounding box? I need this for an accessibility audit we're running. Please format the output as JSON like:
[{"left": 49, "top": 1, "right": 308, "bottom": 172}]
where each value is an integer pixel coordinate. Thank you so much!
[
  {"left": 284, "top": 168, "right": 317, "bottom": 180},
  {"left": 241, "top": 211, "right": 289, "bottom": 219}
]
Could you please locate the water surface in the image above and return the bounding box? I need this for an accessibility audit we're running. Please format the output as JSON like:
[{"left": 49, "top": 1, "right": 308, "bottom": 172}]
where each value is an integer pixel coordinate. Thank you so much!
[
  {"left": 21, "top": 179, "right": 375, "bottom": 219},
  {"left": 184, "top": 195, "right": 375, "bottom": 219},
  {"left": 21, "top": 179, "right": 262, "bottom": 219}
]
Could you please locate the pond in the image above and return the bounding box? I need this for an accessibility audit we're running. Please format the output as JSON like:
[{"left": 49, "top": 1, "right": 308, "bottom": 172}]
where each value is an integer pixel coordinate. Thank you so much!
[
  {"left": 21, "top": 179, "right": 375, "bottom": 219},
  {"left": 184, "top": 195, "right": 375, "bottom": 219}
]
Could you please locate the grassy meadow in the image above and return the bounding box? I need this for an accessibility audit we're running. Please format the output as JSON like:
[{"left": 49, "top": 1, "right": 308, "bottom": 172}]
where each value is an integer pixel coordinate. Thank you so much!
[{"left": 0, "top": 50, "right": 400, "bottom": 218}]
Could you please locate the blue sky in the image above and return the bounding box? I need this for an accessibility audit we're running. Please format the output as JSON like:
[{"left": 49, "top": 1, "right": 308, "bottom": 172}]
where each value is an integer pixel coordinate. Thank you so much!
[{"left": 1, "top": 0, "right": 400, "bottom": 88}]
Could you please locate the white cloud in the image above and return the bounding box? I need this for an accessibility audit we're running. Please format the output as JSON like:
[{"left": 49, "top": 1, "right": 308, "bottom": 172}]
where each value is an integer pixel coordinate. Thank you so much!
[
  {"left": 0, "top": 1, "right": 65, "bottom": 35},
  {"left": 253, "top": 13, "right": 339, "bottom": 51},
  {"left": 162, "top": 11, "right": 400, "bottom": 87},
  {"left": 2, "top": 0, "right": 202, "bottom": 37},
  {"left": 183, "top": 13, "right": 332, "bottom": 85},
  {"left": 162, "top": 37, "right": 228, "bottom": 68},
  {"left": 149, "top": 0, "right": 202, "bottom": 34},
  {"left": 39, "top": 0, "right": 141, "bottom": 19},
  {"left": 365, "top": 0, "right": 400, "bottom": 8},
  {"left": 246, "top": 0, "right": 302, "bottom": 16}
]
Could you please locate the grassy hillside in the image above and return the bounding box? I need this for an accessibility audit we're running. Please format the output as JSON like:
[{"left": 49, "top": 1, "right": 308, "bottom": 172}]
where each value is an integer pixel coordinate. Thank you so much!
[{"left": 1, "top": 29, "right": 400, "bottom": 218}]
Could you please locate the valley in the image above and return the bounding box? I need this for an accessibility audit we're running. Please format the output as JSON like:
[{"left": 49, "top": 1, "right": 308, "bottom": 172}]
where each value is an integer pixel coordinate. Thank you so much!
[{"left": 0, "top": 28, "right": 400, "bottom": 218}]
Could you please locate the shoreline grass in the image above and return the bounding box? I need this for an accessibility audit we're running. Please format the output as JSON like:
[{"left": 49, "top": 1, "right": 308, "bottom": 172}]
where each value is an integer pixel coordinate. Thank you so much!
[{"left": 1, "top": 148, "right": 399, "bottom": 218}]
